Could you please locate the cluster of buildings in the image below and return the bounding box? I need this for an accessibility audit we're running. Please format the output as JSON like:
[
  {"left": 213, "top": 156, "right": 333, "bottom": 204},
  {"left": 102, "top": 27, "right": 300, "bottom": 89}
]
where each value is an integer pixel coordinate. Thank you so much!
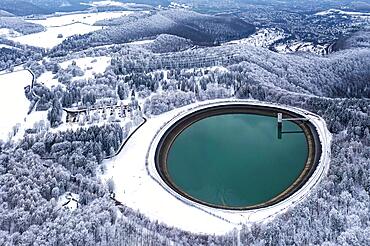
[{"left": 65, "top": 100, "right": 138, "bottom": 124}]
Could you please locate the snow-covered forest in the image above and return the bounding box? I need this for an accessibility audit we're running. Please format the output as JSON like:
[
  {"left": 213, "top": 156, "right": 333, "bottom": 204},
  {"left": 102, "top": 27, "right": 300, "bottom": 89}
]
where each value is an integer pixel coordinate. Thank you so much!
[{"left": 0, "top": 1, "right": 369, "bottom": 245}]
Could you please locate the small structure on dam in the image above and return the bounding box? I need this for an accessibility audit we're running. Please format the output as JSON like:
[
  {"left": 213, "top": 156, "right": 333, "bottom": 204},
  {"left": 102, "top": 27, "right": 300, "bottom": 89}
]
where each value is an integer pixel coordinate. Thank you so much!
[{"left": 277, "top": 112, "right": 309, "bottom": 139}]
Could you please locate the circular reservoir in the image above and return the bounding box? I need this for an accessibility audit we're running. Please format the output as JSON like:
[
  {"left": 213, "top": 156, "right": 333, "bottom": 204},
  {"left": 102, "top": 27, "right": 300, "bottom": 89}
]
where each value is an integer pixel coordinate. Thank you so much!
[{"left": 155, "top": 104, "right": 319, "bottom": 210}]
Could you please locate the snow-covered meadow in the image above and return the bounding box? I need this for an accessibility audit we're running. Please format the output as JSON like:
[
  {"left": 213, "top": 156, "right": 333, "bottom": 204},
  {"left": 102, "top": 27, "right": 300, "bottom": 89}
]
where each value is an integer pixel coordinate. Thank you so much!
[
  {"left": 60, "top": 56, "right": 111, "bottom": 80},
  {"left": 274, "top": 41, "right": 333, "bottom": 55},
  {"left": 0, "top": 70, "right": 32, "bottom": 141},
  {"left": 26, "top": 11, "right": 134, "bottom": 27},
  {"left": 37, "top": 71, "right": 64, "bottom": 89},
  {"left": 10, "top": 11, "right": 135, "bottom": 49},
  {"left": 83, "top": 1, "right": 134, "bottom": 8},
  {"left": 11, "top": 23, "right": 101, "bottom": 49},
  {"left": 0, "top": 27, "right": 21, "bottom": 38},
  {"left": 224, "top": 28, "right": 286, "bottom": 48},
  {"left": 0, "top": 44, "right": 21, "bottom": 50},
  {"left": 315, "top": 9, "right": 370, "bottom": 20},
  {"left": 38, "top": 56, "right": 111, "bottom": 89}
]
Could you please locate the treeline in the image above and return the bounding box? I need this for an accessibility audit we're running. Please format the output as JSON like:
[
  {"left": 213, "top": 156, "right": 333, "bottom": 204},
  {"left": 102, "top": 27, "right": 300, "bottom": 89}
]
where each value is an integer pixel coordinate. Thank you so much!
[
  {"left": 0, "top": 43, "right": 44, "bottom": 71},
  {"left": 0, "top": 17, "right": 44, "bottom": 34},
  {"left": 21, "top": 124, "right": 125, "bottom": 169},
  {"left": 111, "top": 44, "right": 370, "bottom": 99}
]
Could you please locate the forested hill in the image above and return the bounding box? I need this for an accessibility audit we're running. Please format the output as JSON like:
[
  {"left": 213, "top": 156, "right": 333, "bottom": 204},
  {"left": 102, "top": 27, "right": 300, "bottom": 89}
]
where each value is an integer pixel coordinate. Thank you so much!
[
  {"left": 0, "top": 0, "right": 46, "bottom": 16},
  {"left": 0, "top": 0, "right": 90, "bottom": 16},
  {"left": 0, "top": 10, "right": 14, "bottom": 17},
  {"left": 0, "top": 17, "right": 44, "bottom": 35},
  {"left": 109, "top": 43, "right": 370, "bottom": 99},
  {"left": 334, "top": 29, "right": 370, "bottom": 50},
  {"left": 50, "top": 9, "right": 255, "bottom": 55}
]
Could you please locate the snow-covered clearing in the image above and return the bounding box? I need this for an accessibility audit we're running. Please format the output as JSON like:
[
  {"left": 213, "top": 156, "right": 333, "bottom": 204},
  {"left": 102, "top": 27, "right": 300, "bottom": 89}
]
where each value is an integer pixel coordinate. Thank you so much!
[
  {"left": 10, "top": 11, "right": 136, "bottom": 49},
  {"left": 0, "top": 28, "right": 21, "bottom": 38},
  {"left": 202, "top": 66, "right": 229, "bottom": 73},
  {"left": 83, "top": 1, "right": 131, "bottom": 8},
  {"left": 0, "top": 70, "right": 32, "bottom": 141},
  {"left": 37, "top": 56, "right": 111, "bottom": 88},
  {"left": 58, "top": 192, "right": 80, "bottom": 211},
  {"left": 315, "top": 9, "right": 370, "bottom": 16},
  {"left": 181, "top": 65, "right": 229, "bottom": 75},
  {"left": 224, "top": 28, "right": 286, "bottom": 48},
  {"left": 274, "top": 41, "right": 332, "bottom": 55},
  {"left": 101, "top": 99, "right": 331, "bottom": 235},
  {"left": 61, "top": 56, "right": 111, "bottom": 80},
  {"left": 11, "top": 23, "right": 101, "bottom": 49},
  {"left": 0, "top": 44, "right": 20, "bottom": 50},
  {"left": 22, "top": 111, "right": 48, "bottom": 129},
  {"left": 37, "top": 71, "right": 64, "bottom": 89},
  {"left": 82, "top": 1, "right": 150, "bottom": 9},
  {"left": 26, "top": 11, "right": 134, "bottom": 27},
  {"left": 126, "top": 39, "right": 155, "bottom": 45},
  {"left": 315, "top": 9, "right": 370, "bottom": 20},
  {"left": 169, "top": 2, "right": 191, "bottom": 9}
]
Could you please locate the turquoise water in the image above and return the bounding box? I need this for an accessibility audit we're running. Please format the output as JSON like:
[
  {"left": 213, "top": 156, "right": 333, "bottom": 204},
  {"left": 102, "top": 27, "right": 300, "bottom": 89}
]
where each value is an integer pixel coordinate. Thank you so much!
[{"left": 167, "top": 114, "right": 308, "bottom": 208}]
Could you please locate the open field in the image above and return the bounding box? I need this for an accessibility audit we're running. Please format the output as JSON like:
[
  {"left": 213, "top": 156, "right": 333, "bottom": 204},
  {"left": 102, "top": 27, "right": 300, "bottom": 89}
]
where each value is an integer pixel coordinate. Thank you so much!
[
  {"left": 10, "top": 11, "right": 135, "bottom": 49},
  {"left": 0, "top": 70, "right": 32, "bottom": 141}
]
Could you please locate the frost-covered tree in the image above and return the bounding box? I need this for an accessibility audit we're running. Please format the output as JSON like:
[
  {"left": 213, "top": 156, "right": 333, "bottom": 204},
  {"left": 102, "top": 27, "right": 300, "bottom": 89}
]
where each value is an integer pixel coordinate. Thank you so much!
[{"left": 47, "top": 98, "right": 63, "bottom": 128}]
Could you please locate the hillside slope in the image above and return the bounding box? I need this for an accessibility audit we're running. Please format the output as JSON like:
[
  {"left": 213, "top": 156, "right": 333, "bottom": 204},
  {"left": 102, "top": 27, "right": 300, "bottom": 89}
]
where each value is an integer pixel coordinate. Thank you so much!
[
  {"left": 334, "top": 29, "right": 370, "bottom": 50},
  {"left": 50, "top": 9, "right": 255, "bottom": 55},
  {"left": 0, "top": 0, "right": 89, "bottom": 16}
]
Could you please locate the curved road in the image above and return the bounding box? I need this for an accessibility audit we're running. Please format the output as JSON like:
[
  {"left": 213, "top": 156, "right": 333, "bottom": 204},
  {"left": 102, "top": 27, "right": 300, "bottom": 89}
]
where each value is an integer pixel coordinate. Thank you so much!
[{"left": 104, "top": 114, "right": 147, "bottom": 160}]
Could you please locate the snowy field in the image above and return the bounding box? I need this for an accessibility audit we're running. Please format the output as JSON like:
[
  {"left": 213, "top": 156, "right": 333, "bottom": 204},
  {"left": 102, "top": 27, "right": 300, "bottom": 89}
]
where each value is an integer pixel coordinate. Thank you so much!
[
  {"left": 37, "top": 71, "right": 64, "bottom": 89},
  {"left": 0, "top": 70, "right": 32, "bottom": 141},
  {"left": 316, "top": 9, "right": 370, "bottom": 18},
  {"left": 83, "top": 0, "right": 132, "bottom": 8},
  {"left": 127, "top": 39, "right": 155, "bottom": 45},
  {"left": 26, "top": 11, "right": 134, "bottom": 27},
  {"left": 11, "top": 23, "right": 101, "bottom": 49},
  {"left": 274, "top": 41, "right": 333, "bottom": 55},
  {"left": 10, "top": 11, "right": 135, "bottom": 49},
  {"left": 0, "top": 44, "right": 21, "bottom": 50},
  {"left": 82, "top": 0, "right": 150, "bottom": 9},
  {"left": 0, "top": 28, "right": 21, "bottom": 39},
  {"left": 101, "top": 99, "right": 331, "bottom": 235},
  {"left": 224, "top": 28, "right": 286, "bottom": 48},
  {"left": 315, "top": 9, "right": 370, "bottom": 21},
  {"left": 60, "top": 56, "right": 111, "bottom": 80},
  {"left": 38, "top": 56, "right": 111, "bottom": 88}
]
